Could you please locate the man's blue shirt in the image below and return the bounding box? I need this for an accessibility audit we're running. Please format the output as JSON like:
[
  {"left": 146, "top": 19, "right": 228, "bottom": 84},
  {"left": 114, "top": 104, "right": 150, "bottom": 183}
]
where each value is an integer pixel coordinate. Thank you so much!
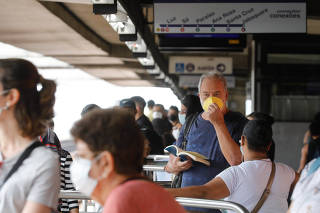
[{"left": 175, "top": 111, "right": 248, "bottom": 187}]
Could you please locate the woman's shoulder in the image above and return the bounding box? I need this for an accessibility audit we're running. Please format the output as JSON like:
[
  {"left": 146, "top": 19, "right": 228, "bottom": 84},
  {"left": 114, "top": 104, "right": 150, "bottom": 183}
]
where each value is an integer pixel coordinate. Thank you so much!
[{"left": 28, "top": 146, "right": 60, "bottom": 169}]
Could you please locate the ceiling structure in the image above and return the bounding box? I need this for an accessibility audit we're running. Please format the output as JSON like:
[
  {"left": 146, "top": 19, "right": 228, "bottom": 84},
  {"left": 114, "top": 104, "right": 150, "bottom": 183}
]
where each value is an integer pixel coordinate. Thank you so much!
[{"left": 0, "top": 0, "right": 319, "bottom": 99}]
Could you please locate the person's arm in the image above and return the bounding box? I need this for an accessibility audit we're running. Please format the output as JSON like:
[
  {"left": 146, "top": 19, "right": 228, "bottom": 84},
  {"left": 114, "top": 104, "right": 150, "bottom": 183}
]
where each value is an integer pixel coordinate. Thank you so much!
[
  {"left": 287, "top": 202, "right": 294, "bottom": 213},
  {"left": 290, "top": 172, "right": 300, "bottom": 193},
  {"left": 70, "top": 208, "right": 79, "bottom": 213},
  {"left": 167, "top": 177, "right": 230, "bottom": 200},
  {"left": 202, "top": 104, "right": 242, "bottom": 166},
  {"left": 22, "top": 201, "right": 52, "bottom": 213},
  {"left": 164, "top": 154, "right": 192, "bottom": 175},
  {"left": 297, "top": 144, "right": 308, "bottom": 173},
  {"left": 303, "top": 130, "right": 310, "bottom": 144}
]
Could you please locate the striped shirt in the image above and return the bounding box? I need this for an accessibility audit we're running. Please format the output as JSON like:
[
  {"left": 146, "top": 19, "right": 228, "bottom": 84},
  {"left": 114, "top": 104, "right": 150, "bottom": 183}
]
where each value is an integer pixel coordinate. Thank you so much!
[
  {"left": 59, "top": 149, "right": 79, "bottom": 213},
  {"left": 41, "top": 128, "right": 79, "bottom": 213}
]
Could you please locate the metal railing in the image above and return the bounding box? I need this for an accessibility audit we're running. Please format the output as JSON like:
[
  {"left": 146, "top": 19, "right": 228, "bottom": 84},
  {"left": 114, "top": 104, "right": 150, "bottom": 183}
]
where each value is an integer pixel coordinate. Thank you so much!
[
  {"left": 143, "top": 164, "right": 165, "bottom": 171},
  {"left": 60, "top": 191, "right": 249, "bottom": 213},
  {"left": 176, "top": 197, "right": 249, "bottom": 213}
]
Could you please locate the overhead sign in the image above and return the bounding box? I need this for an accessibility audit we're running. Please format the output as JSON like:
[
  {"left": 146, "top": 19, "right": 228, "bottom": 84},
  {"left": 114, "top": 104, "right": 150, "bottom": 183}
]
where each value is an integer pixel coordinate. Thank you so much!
[
  {"left": 154, "top": 0, "right": 306, "bottom": 33},
  {"left": 179, "top": 75, "right": 236, "bottom": 88},
  {"left": 169, "top": 56, "right": 232, "bottom": 74}
]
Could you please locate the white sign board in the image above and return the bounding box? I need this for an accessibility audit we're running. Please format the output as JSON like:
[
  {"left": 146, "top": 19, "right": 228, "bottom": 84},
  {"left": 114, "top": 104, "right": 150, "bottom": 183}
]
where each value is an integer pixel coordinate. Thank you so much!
[
  {"left": 154, "top": 1, "right": 306, "bottom": 33},
  {"left": 179, "top": 75, "right": 236, "bottom": 88},
  {"left": 170, "top": 56, "right": 232, "bottom": 75}
]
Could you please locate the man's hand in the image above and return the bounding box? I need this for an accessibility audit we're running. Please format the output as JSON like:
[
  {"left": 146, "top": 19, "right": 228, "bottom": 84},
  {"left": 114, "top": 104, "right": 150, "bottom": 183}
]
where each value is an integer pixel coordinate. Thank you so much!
[
  {"left": 165, "top": 154, "right": 192, "bottom": 175},
  {"left": 202, "top": 103, "right": 225, "bottom": 126}
]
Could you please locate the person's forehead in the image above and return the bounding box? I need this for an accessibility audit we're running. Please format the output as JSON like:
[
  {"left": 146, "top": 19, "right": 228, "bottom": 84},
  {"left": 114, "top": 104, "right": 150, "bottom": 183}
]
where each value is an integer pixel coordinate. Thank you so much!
[
  {"left": 200, "top": 78, "right": 225, "bottom": 91},
  {"left": 154, "top": 106, "right": 162, "bottom": 110},
  {"left": 76, "top": 139, "right": 93, "bottom": 158}
]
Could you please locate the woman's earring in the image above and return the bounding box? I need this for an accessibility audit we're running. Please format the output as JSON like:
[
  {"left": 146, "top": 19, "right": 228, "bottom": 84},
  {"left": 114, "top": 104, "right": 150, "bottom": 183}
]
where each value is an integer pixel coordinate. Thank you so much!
[{"left": 5, "top": 102, "right": 10, "bottom": 110}]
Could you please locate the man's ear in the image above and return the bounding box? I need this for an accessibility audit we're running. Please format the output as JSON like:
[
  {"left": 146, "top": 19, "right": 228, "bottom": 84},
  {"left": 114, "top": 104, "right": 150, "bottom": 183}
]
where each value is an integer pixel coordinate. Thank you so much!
[{"left": 6, "top": 88, "right": 20, "bottom": 107}]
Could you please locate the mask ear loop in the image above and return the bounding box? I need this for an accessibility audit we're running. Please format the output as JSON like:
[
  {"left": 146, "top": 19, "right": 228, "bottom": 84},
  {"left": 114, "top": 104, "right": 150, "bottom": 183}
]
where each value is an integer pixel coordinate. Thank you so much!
[{"left": 94, "top": 152, "right": 109, "bottom": 179}]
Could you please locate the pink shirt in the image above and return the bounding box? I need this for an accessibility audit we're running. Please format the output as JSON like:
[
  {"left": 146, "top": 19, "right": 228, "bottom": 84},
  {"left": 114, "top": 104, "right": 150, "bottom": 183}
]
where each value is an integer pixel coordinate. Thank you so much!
[{"left": 103, "top": 180, "right": 186, "bottom": 213}]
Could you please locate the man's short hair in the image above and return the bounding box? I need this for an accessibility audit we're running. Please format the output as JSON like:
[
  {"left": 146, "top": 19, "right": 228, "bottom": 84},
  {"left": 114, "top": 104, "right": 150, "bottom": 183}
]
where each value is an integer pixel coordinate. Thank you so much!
[
  {"left": 147, "top": 100, "right": 155, "bottom": 108},
  {"left": 154, "top": 104, "right": 165, "bottom": 112},
  {"left": 81, "top": 104, "right": 101, "bottom": 117},
  {"left": 131, "top": 96, "right": 146, "bottom": 109},
  {"left": 71, "top": 108, "right": 145, "bottom": 175},
  {"left": 310, "top": 121, "right": 320, "bottom": 136},
  {"left": 243, "top": 120, "right": 272, "bottom": 153},
  {"left": 169, "top": 105, "right": 179, "bottom": 114},
  {"left": 198, "top": 71, "right": 227, "bottom": 92}
]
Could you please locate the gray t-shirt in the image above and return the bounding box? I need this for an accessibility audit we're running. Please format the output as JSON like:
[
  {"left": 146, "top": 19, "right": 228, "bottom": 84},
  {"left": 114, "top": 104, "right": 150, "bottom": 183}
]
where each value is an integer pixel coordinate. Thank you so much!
[{"left": 0, "top": 144, "right": 60, "bottom": 212}]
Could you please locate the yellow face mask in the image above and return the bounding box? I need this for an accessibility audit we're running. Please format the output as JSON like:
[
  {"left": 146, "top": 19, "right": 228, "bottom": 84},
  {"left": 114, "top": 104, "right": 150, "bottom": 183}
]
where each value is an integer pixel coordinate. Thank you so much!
[{"left": 202, "top": 97, "right": 224, "bottom": 112}]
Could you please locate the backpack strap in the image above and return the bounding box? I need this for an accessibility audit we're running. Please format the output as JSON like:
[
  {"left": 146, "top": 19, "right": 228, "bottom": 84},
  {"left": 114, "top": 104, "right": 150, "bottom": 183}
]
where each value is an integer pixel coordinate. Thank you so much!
[
  {"left": 181, "top": 112, "right": 200, "bottom": 150},
  {"left": 251, "top": 161, "right": 276, "bottom": 213},
  {"left": 0, "top": 141, "right": 43, "bottom": 190}
]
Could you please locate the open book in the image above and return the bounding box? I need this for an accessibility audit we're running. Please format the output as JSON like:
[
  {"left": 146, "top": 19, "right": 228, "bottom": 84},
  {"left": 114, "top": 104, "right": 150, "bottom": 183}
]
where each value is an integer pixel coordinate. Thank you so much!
[{"left": 164, "top": 145, "right": 210, "bottom": 166}]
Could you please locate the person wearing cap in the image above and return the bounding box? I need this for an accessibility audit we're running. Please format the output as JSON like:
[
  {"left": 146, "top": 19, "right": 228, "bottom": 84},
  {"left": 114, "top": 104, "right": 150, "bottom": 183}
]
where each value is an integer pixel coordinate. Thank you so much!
[
  {"left": 168, "top": 120, "right": 299, "bottom": 213},
  {"left": 164, "top": 72, "right": 247, "bottom": 212},
  {"left": 81, "top": 104, "right": 101, "bottom": 117}
]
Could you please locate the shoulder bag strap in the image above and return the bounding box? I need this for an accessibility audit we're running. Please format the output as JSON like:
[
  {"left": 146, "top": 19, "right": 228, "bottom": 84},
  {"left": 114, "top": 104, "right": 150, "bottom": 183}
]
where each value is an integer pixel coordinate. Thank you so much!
[
  {"left": 0, "top": 141, "right": 43, "bottom": 190},
  {"left": 251, "top": 161, "right": 276, "bottom": 213},
  {"left": 181, "top": 112, "right": 199, "bottom": 150}
]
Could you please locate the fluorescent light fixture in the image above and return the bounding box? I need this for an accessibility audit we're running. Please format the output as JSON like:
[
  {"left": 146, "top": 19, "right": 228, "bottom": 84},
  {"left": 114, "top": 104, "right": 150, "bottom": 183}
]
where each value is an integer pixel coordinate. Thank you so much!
[
  {"left": 125, "top": 33, "right": 147, "bottom": 57},
  {"left": 104, "top": 3, "right": 127, "bottom": 22},
  {"left": 92, "top": 0, "right": 117, "bottom": 14},
  {"left": 92, "top": 0, "right": 114, "bottom": 4},
  {"left": 138, "top": 50, "right": 154, "bottom": 67},
  {"left": 108, "top": 19, "right": 135, "bottom": 35},
  {"left": 103, "top": 1, "right": 136, "bottom": 41},
  {"left": 155, "top": 72, "right": 165, "bottom": 80},
  {"left": 147, "top": 64, "right": 161, "bottom": 75}
]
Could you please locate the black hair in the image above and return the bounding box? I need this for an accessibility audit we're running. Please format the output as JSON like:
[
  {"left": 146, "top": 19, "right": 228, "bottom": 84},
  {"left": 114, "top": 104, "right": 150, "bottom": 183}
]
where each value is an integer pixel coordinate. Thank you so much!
[
  {"left": 181, "top": 94, "right": 203, "bottom": 118},
  {"left": 131, "top": 96, "right": 146, "bottom": 109},
  {"left": 147, "top": 100, "right": 155, "bottom": 108},
  {"left": 169, "top": 105, "right": 179, "bottom": 113},
  {"left": 310, "top": 121, "right": 320, "bottom": 136},
  {"left": 243, "top": 120, "right": 273, "bottom": 153},
  {"left": 247, "top": 112, "right": 274, "bottom": 126},
  {"left": 154, "top": 104, "right": 165, "bottom": 111},
  {"left": 314, "top": 112, "right": 320, "bottom": 122}
]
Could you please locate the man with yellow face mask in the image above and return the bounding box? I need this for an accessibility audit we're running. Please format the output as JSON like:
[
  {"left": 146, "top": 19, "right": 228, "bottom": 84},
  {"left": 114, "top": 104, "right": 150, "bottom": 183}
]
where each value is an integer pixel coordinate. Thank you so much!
[{"left": 165, "top": 71, "right": 248, "bottom": 213}]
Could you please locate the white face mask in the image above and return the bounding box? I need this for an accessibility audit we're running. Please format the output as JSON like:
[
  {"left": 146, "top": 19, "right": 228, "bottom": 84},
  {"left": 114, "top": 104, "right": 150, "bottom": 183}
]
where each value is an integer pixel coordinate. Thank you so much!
[
  {"left": 240, "top": 145, "right": 244, "bottom": 156},
  {"left": 0, "top": 90, "right": 10, "bottom": 116},
  {"left": 0, "top": 104, "right": 8, "bottom": 115},
  {"left": 70, "top": 157, "right": 98, "bottom": 197},
  {"left": 153, "top": 111, "right": 163, "bottom": 119},
  {"left": 178, "top": 113, "right": 186, "bottom": 125}
]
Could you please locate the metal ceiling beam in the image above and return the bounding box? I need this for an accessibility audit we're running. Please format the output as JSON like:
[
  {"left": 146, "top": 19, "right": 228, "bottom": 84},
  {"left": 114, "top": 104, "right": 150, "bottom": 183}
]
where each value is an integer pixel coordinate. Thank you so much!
[
  {"left": 118, "top": 0, "right": 167, "bottom": 74},
  {"left": 39, "top": 1, "right": 132, "bottom": 59},
  {"left": 77, "top": 62, "right": 143, "bottom": 69},
  {"left": 118, "top": 0, "right": 185, "bottom": 98}
]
